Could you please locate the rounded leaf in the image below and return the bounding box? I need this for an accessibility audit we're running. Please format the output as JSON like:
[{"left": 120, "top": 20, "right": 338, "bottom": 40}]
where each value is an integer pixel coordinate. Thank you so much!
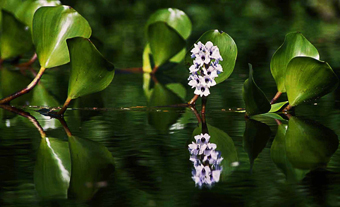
[
  {"left": 67, "top": 37, "right": 115, "bottom": 100},
  {"left": 270, "top": 32, "right": 319, "bottom": 92},
  {"left": 185, "top": 29, "right": 237, "bottom": 84},
  {"left": 32, "top": 5, "right": 92, "bottom": 68},
  {"left": 285, "top": 57, "right": 339, "bottom": 107},
  {"left": 242, "top": 64, "right": 271, "bottom": 116}
]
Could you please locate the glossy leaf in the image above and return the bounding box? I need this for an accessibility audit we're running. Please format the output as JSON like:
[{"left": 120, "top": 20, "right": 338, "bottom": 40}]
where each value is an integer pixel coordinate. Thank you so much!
[
  {"left": 68, "top": 136, "right": 115, "bottom": 201},
  {"left": 185, "top": 30, "right": 237, "bottom": 84},
  {"left": 147, "top": 22, "right": 185, "bottom": 67},
  {"left": 33, "top": 5, "right": 92, "bottom": 68},
  {"left": 15, "top": 0, "right": 61, "bottom": 29},
  {"left": 1, "top": 0, "right": 20, "bottom": 13},
  {"left": 270, "top": 123, "right": 309, "bottom": 182},
  {"left": 142, "top": 44, "right": 152, "bottom": 73},
  {"left": 269, "top": 101, "right": 288, "bottom": 113},
  {"left": 243, "top": 119, "right": 271, "bottom": 169},
  {"left": 285, "top": 117, "right": 338, "bottom": 170},
  {"left": 285, "top": 57, "right": 339, "bottom": 107},
  {"left": 0, "top": 10, "right": 33, "bottom": 60},
  {"left": 146, "top": 8, "right": 192, "bottom": 40},
  {"left": 34, "top": 137, "right": 71, "bottom": 199},
  {"left": 193, "top": 123, "right": 238, "bottom": 180},
  {"left": 67, "top": 37, "right": 115, "bottom": 100},
  {"left": 242, "top": 64, "right": 271, "bottom": 116},
  {"left": 148, "top": 82, "right": 184, "bottom": 133},
  {"left": 270, "top": 32, "right": 319, "bottom": 92}
]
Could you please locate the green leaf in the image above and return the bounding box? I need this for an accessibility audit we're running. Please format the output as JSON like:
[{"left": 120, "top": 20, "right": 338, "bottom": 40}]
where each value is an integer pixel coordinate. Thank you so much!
[
  {"left": 185, "top": 30, "right": 237, "bottom": 84},
  {"left": 31, "top": 84, "right": 59, "bottom": 107},
  {"left": 15, "top": 0, "right": 61, "bottom": 29},
  {"left": 142, "top": 44, "right": 152, "bottom": 73},
  {"left": 192, "top": 123, "right": 238, "bottom": 180},
  {"left": 32, "top": 5, "right": 92, "bottom": 68},
  {"left": 285, "top": 117, "right": 338, "bottom": 170},
  {"left": 270, "top": 123, "right": 309, "bottom": 182},
  {"left": 269, "top": 101, "right": 288, "bottom": 113},
  {"left": 34, "top": 137, "right": 71, "bottom": 199},
  {"left": 68, "top": 136, "right": 115, "bottom": 201},
  {"left": 148, "top": 82, "right": 184, "bottom": 133},
  {"left": 0, "top": 67, "right": 32, "bottom": 105},
  {"left": 255, "top": 112, "right": 285, "bottom": 121},
  {"left": 67, "top": 37, "right": 115, "bottom": 100},
  {"left": 243, "top": 119, "right": 271, "bottom": 169},
  {"left": 147, "top": 22, "right": 185, "bottom": 67},
  {"left": 0, "top": 10, "right": 33, "bottom": 60},
  {"left": 2, "top": 0, "right": 21, "bottom": 13},
  {"left": 270, "top": 32, "right": 319, "bottom": 92},
  {"left": 242, "top": 64, "right": 271, "bottom": 116},
  {"left": 285, "top": 57, "right": 339, "bottom": 107},
  {"left": 146, "top": 8, "right": 192, "bottom": 40}
]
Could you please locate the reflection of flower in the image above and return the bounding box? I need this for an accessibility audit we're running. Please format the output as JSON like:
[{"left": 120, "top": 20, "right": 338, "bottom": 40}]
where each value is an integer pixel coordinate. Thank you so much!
[
  {"left": 188, "top": 41, "right": 223, "bottom": 97},
  {"left": 188, "top": 133, "right": 223, "bottom": 187}
]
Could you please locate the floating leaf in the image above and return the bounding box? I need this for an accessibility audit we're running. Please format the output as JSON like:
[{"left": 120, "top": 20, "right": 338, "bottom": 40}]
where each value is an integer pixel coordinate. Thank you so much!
[
  {"left": 242, "top": 64, "right": 271, "bottom": 116},
  {"left": 68, "top": 136, "right": 115, "bottom": 201},
  {"left": 0, "top": 10, "right": 33, "bottom": 60},
  {"left": 269, "top": 101, "right": 288, "bottom": 113},
  {"left": 15, "top": 0, "right": 61, "bottom": 30},
  {"left": 270, "top": 123, "right": 309, "bottom": 182},
  {"left": 243, "top": 119, "right": 271, "bottom": 170},
  {"left": 34, "top": 137, "right": 71, "bottom": 199},
  {"left": 147, "top": 22, "right": 185, "bottom": 67},
  {"left": 285, "top": 57, "right": 339, "bottom": 107},
  {"left": 185, "top": 30, "right": 237, "bottom": 84},
  {"left": 270, "top": 32, "right": 319, "bottom": 92},
  {"left": 67, "top": 37, "right": 114, "bottom": 100},
  {"left": 285, "top": 117, "right": 338, "bottom": 170},
  {"left": 33, "top": 5, "right": 92, "bottom": 68},
  {"left": 193, "top": 123, "right": 238, "bottom": 180}
]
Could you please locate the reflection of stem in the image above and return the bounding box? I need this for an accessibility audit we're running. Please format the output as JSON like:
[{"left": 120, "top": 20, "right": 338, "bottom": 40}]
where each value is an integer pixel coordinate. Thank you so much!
[
  {"left": 285, "top": 113, "right": 292, "bottom": 120},
  {"left": 283, "top": 104, "right": 293, "bottom": 113},
  {"left": 118, "top": 67, "right": 143, "bottom": 73},
  {"left": 151, "top": 74, "right": 159, "bottom": 84},
  {"left": 0, "top": 59, "right": 3, "bottom": 65},
  {"left": 189, "top": 106, "right": 202, "bottom": 124},
  {"left": 57, "top": 117, "right": 72, "bottom": 137},
  {"left": 0, "top": 66, "right": 46, "bottom": 104},
  {"left": 201, "top": 96, "right": 207, "bottom": 114},
  {"left": 188, "top": 95, "right": 199, "bottom": 106},
  {"left": 16, "top": 53, "right": 37, "bottom": 67},
  {"left": 0, "top": 105, "right": 46, "bottom": 138},
  {"left": 57, "top": 97, "right": 72, "bottom": 115},
  {"left": 275, "top": 119, "right": 282, "bottom": 125},
  {"left": 151, "top": 66, "right": 159, "bottom": 74},
  {"left": 270, "top": 91, "right": 282, "bottom": 104}
]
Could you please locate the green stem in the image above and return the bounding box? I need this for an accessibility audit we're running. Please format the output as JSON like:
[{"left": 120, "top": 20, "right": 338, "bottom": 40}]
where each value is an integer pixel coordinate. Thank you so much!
[
  {"left": 0, "top": 66, "right": 46, "bottom": 104},
  {"left": 57, "top": 97, "right": 72, "bottom": 115},
  {"left": 270, "top": 91, "right": 282, "bottom": 104},
  {"left": 188, "top": 95, "right": 199, "bottom": 106}
]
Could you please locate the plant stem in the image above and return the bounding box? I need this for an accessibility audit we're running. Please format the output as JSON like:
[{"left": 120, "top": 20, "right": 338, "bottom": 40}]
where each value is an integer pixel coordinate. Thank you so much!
[
  {"left": 201, "top": 112, "right": 208, "bottom": 134},
  {"left": 0, "top": 66, "right": 46, "bottom": 104},
  {"left": 151, "top": 66, "right": 159, "bottom": 74},
  {"left": 201, "top": 96, "right": 207, "bottom": 114},
  {"left": 189, "top": 106, "right": 202, "bottom": 124},
  {"left": 283, "top": 104, "right": 293, "bottom": 112},
  {"left": 270, "top": 91, "right": 282, "bottom": 104},
  {"left": 188, "top": 95, "right": 199, "bottom": 106},
  {"left": 16, "top": 53, "right": 37, "bottom": 67},
  {"left": 58, "top": 97, "right": 72, "bottom": 115},
  {"left": 57, "top": 117, "right": 72, "bottom": 137}
]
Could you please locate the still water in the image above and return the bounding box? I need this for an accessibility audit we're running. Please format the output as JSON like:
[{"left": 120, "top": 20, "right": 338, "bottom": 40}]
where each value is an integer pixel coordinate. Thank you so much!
[{"left": 1, "top": 61, "right": 340, "bottom": 206}]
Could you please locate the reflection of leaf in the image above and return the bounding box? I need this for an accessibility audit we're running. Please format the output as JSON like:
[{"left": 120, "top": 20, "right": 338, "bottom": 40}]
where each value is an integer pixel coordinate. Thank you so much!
[
  {"left": 285, "top": 117, "right": 338, "bottom": 170},
  {"left": 67, "top": 37, "right": 114, "bottom": 100},
  {"left": 0, "top": 10, "right": 32, "bottom": 59},
  {"left": 68, "top": 136, "right": 115, "bottom": 201},
  {"left": 185, "top": 30, "right": 237, "bottom": 84},
  {"left": 270, "top": 32, "right": 319, "bottom": 92},
  {"left": 34, "top": 137, "right": 71, "bottom": 199},
  {"left": 33, "top": 5, "right": 92, "bottom": 68},
  {"left": 31, "top": 84, "right": 59, "bottom": 107},
  {"left": 243, "top": 119, "right": 271, "bottom": 169},
  {"left": 285, "top": 57, "right": 339, "bottom": 107},
  {"left": 193, "top": 123, "right": 238, "bottom": 180},
  {"left": 148, "top": 83, "right": 184, "bottom": 133},
  {"left": 242, "top": 64, "right": 270, "bottom": 116},
  {"left": 269, "top": 101, "right": 288, "bottom": 113},
  {"left": 271, "top": 123, "right": 309, "bottom": 182},
  {"left": 0, "top": 67, "right": 32, "bottom": 105},
  {"left": 148, "top": 22, "right": 185, "bottom": 67}
]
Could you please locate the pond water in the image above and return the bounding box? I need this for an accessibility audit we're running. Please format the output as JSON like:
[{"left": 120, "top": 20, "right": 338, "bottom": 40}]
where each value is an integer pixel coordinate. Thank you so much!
[{"left": 2, "top": 1, "right": 340, "bottom": 206}]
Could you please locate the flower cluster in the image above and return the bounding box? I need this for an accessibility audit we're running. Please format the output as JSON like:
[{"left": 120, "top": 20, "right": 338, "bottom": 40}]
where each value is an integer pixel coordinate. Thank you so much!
[
  {"left": 188, "top": 41, "right": 223, "bottom": 97},
  {"left": 188, "top": 133, "right": 223, "bottom": 187}
]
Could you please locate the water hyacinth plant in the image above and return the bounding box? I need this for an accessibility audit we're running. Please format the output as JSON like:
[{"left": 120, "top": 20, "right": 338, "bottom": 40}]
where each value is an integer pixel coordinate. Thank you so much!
[
  {"left": 188, "top": 133, "right": 223, "bottom": 187},
  {"left": 188, "top": 41, "right": 223, "bottom": 97}
]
